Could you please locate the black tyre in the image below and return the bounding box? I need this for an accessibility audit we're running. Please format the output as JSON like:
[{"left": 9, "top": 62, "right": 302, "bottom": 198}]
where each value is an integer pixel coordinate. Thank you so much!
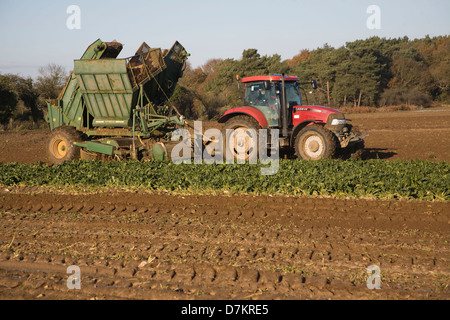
[
  {"left": 222, "top": 116, "right": 260, "bottom": 161},
  {"left": 47, "top": 126, "right": 83, "bottom": 164},
  {"left": 294, "top": 124, "right": 338, "bottom": 160}
]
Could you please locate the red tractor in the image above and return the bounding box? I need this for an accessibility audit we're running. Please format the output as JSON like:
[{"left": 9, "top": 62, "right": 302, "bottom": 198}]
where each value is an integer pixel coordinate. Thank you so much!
[{"left": 218, "top": 74, "right": 366, "bottom": 160}]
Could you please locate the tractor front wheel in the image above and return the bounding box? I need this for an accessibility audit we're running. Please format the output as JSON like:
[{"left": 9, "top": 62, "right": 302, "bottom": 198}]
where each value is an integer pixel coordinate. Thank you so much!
[
  {"left": 47, "top": 126, "right": 83, "bottom": 164},
  {"left": 294, "top": 124, "right": 337, "bottom": 160}
]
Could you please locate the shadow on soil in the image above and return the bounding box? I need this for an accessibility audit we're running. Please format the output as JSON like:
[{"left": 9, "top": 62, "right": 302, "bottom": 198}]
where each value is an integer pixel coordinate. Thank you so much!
[
  {"left": 363, "top": 148, "right": 397, "bottom": 160},
  {"left": 275, "top": 148, "right": 397, "bottom": 160}
]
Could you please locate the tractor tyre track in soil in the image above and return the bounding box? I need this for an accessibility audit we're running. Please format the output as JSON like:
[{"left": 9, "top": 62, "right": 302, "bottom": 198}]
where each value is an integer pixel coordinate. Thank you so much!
[{"left": 0, "top": 191, "right": 448, "bottom": 300}]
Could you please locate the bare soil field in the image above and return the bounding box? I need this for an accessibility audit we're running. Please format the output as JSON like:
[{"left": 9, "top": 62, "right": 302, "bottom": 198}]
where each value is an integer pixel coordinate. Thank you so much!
[
  {"left": 0, "top": 108, "right": 449, "bottom": 300},
  {"left": 0, "top": 191, "right": 448, "bottom": 300},
  {"left": 349, "top": 108, "right": 450, "bottom": 162}
]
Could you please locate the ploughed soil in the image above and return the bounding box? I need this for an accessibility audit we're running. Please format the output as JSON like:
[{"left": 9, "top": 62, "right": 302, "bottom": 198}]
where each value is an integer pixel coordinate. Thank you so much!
[
  {"left": 0, "top": 191, "right": 448, "bottom": 300},
  {"left": 0, "top": 108, "right": 449, "bottom": 300}
]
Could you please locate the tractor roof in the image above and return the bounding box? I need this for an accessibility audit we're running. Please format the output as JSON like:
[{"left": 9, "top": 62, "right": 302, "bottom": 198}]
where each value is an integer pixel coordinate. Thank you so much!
[{"left": 242, "top": 75, "right": 299, "bottom": 83}]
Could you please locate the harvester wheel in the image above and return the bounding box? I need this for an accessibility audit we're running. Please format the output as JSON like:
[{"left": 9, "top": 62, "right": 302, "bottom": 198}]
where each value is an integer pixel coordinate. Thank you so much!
[
  {"left": 47, "top": 126, "right": 83, "bottom": 164},
  {"left": 295, "top": 124, "right": 337, "bottom": 160},
  {"left": 222, "top": 116, "right": 260, "bottom": 161}
]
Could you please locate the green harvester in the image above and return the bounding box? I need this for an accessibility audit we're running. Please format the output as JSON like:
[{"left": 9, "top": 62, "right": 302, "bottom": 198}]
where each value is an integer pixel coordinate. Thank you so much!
[{"left": 46, "top": 39, "right": 189, "bottom": 163}]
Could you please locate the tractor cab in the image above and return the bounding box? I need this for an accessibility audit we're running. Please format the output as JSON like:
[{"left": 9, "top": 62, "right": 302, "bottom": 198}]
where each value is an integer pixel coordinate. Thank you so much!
[{"left": 241, "top": 75, "right": 302, "bottom": 128}]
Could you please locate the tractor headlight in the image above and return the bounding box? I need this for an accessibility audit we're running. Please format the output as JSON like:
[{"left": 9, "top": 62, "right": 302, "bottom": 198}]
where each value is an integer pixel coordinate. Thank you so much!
[
  {"left": 326, "top": 113, "right": 347, "bottom": 132},
  {"left": 331, "top": 119, "right": 347, "bottom": 126}
]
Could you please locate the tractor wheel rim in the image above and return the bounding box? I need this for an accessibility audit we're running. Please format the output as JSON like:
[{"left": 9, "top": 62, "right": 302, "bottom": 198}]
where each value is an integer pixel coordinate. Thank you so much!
[
  {"left": 304, "top": 136, "right": 324, "bottom": 158},
  {"left": 229, "top": 126, "right": 255, "bottom": 160}
]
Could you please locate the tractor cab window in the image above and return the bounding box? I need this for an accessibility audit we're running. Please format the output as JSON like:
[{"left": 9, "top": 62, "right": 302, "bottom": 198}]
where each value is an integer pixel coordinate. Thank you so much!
[
  {"left": 285, "top": 82, "right": 302, "bottom": 107},
  {"left": 245, "top": 82, "right": 279, "bottom": 127}
]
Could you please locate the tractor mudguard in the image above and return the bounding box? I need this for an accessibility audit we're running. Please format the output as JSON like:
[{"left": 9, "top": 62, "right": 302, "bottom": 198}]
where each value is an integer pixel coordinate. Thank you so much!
[
  {"left": 218, "top": 106, "right": 268, "bottom": 128},
  {"left": 290, "top": 120, "right": 322, "bottom": 146}
]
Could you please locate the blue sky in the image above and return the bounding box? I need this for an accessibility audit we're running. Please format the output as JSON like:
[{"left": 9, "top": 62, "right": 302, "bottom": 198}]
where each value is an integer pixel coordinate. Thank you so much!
[{"left": 0, "top": 0, "right": 449, "bottom": 79}]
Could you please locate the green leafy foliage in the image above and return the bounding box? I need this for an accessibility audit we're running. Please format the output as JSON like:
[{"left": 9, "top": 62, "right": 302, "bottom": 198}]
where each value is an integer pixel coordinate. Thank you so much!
[{"left": 0, "top": 160, "right": 448, "bottom": 201}]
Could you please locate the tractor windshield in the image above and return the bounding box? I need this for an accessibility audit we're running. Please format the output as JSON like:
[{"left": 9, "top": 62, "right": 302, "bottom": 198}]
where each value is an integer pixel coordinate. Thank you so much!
[{"left": 245, "top": 81, "right": 280, "bottom": 127}]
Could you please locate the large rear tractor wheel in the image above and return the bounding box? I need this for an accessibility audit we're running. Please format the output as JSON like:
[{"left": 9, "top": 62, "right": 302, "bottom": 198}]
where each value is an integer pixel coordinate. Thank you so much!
[
  {"left": 294, "top": 124, "right": 338, "bottom": 160},
  {"left": 222, "top": 116, "right": 260, "bottom": 161},
  {"left": 47, "top": 126, "right": 83, "bottom": 164}
]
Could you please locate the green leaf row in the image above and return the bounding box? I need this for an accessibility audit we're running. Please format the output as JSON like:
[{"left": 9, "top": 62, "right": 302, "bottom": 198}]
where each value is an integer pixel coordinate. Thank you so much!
[{"left": 0, "top": 159, "right": 448, "bottom": 201}]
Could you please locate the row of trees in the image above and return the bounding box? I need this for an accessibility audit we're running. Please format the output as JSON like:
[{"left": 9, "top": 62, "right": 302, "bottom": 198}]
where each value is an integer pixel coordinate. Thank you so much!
[
  {"left": 1, "top": 35, "right": 448, "bottom": 126},
  {"left": 172, "top": 35, "right": 449, "bottom": 120},
  {"left": 0, "top": 64, "right": 67, "bottom": 127}
]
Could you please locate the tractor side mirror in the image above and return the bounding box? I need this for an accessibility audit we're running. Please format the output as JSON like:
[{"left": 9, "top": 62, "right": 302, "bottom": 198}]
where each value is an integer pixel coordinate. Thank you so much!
[
  {"left": 264, "top": 81, "right": 271, "bottom": 91},
  {"left": 311, "top": 80, "right": 318, "bottom": 90}
]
